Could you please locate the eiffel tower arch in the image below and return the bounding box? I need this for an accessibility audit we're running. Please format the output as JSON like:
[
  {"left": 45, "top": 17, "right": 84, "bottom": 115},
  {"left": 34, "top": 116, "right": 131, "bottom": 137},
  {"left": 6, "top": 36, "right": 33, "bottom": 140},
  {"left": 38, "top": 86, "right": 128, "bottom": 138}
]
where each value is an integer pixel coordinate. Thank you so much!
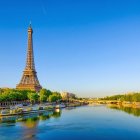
[{"left": 16, "top": 24, "right": 42, "bottom": 92}]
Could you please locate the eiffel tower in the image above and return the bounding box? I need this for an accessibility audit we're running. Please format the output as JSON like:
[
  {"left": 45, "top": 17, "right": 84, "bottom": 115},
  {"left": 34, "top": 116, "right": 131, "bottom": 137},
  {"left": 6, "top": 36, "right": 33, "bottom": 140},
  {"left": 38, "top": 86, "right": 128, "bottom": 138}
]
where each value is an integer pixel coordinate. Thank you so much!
[{"left": 16, "top": 24, "right": 42, "bottom": 92}]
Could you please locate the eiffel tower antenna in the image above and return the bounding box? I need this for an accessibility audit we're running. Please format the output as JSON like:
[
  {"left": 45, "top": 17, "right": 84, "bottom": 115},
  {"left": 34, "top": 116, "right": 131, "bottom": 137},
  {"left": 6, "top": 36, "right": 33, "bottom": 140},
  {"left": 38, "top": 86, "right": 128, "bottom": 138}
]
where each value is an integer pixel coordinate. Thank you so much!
[
  {"left": 29, "top": 21, "right": 32, "bottom": 27},
  {"left": 16, "top": 25, "right": 42, "bottom": 92}
]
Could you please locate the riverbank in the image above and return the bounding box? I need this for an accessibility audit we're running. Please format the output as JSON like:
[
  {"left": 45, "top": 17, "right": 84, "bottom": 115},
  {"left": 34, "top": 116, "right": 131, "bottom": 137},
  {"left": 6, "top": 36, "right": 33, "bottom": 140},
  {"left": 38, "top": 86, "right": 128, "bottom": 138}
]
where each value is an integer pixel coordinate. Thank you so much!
[
  {"left": 0, "top": 101, "right": 88, "bottom": 117},
  {"left": 92, "top": 100, "right": 140, "bottom": 109}
]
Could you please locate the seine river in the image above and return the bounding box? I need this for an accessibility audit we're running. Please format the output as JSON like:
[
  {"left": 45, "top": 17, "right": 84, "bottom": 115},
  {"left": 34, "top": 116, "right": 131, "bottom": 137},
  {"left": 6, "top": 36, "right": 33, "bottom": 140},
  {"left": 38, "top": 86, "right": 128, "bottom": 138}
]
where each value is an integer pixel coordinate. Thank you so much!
[{"left": 0, "top": 105, "right": 140, "bottom": 140}]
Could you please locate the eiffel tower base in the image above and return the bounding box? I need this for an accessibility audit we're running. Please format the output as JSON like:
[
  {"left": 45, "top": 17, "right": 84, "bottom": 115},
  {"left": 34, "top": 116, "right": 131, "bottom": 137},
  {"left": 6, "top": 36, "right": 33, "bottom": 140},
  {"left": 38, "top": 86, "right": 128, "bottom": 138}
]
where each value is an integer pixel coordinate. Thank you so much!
[{"left": 16, "top": 84, "right": 42, "bottom": 92}]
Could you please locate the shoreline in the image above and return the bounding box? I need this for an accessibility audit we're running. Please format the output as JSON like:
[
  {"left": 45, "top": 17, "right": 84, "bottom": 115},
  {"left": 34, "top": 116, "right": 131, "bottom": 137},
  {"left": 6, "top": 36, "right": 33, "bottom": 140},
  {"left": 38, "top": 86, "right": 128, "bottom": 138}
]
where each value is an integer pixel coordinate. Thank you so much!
[{"left": 93, "top": 100, "right": 140, "bottom": 109}]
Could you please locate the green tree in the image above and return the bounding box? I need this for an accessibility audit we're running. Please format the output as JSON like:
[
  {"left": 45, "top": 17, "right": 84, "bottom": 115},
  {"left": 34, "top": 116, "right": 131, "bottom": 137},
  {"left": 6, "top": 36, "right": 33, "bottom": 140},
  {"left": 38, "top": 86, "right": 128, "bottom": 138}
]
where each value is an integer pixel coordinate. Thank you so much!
[
  {"left": 39, "top": 89, "right": 52, "bottom": 102},
  {"left": 52, "top": 92, "right": 61, "bottom": 99},
  {"left": 48, "top": 95, "right": 57, "bottom": 102},
  {"left": 27, "top": 92, "right": 39, "bottom": 104},
  {"left": 48, "top": 92, "right": 62, "bottom": 102},
  {"left": 132, "top": 93, "right": 140, "bottom": 102}
]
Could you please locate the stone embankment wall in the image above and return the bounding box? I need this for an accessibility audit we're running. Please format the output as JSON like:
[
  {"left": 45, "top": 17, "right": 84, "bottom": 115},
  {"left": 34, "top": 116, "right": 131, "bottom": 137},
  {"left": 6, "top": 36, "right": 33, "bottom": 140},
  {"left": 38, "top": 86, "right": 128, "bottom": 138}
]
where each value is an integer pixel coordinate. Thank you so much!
[{"left": 0, "top": 101, "right": 27, "bottom": 107}]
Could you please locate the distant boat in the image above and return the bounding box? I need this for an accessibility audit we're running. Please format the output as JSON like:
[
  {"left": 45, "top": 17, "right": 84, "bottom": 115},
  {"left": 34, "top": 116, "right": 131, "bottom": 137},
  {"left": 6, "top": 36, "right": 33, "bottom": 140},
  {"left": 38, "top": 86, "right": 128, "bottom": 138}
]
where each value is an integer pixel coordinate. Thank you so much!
[
  {"left": 54, "top": 108, "right": 60, "bottom": 113},
  {"left": 0, "top": 109, "right": 22, "bottom": 116},
  {"left": 0, "top": 104, "right": 56, "bottom": 117},
  {"left": 55, "top": 104, "right": 66, "bottom": 109}
]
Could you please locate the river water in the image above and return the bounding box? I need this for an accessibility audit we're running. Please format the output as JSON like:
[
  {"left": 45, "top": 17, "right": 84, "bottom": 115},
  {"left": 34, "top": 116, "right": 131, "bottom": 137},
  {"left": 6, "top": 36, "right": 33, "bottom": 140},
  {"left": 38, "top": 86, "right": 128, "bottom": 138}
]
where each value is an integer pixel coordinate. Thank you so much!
[{"left": 0, "top": 105, "right": 140, "bottom": 140}]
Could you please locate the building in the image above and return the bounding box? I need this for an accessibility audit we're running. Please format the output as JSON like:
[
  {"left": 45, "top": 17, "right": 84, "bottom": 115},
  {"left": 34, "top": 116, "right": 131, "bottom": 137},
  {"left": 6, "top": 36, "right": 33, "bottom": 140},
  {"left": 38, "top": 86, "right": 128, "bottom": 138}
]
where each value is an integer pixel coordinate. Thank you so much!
[
  {"left": 16, "top": 24, "right": 42, "bottom": 92},
  {"left": 61, "top": 92, "right": 76, "bottom": 100}
]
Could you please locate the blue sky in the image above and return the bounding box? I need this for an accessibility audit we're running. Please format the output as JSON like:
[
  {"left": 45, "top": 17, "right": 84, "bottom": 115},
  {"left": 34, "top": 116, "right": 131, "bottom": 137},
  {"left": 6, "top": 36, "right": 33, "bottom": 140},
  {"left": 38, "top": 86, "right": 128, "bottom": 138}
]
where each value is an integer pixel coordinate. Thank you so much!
[{"left": 0, "top": 0, "right": 140, "bottom": 97}]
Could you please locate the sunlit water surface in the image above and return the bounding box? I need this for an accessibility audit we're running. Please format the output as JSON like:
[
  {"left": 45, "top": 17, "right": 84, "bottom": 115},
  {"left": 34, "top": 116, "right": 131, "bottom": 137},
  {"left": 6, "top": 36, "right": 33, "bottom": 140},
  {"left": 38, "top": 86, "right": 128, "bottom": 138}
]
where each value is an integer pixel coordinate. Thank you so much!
[{"left": 0, "top": 105, "right": 140, "bottom": 140}]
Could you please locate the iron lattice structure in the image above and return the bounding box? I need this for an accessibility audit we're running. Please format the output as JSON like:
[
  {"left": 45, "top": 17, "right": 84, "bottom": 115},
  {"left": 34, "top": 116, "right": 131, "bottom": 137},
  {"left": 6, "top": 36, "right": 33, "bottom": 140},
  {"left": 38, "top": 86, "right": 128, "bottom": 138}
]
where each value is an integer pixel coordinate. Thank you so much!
[{"left": 16, "top": 25, "right": 42, "bottom": 92}]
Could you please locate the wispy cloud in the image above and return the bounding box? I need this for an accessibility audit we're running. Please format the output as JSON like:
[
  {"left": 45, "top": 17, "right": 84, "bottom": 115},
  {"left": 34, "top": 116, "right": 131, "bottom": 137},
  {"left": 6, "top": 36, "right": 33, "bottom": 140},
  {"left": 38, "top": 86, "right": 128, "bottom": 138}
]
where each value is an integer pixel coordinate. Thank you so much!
[{"left": 40, "top": 0, "right": 47, "bottom": 15}]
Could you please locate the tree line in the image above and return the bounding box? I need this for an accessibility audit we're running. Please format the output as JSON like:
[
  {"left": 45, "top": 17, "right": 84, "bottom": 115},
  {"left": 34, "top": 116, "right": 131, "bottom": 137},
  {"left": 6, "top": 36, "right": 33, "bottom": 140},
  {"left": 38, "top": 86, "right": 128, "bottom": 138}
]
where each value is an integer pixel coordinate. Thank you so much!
[
  {"left": 0, "top": 88, "right": 62, "bottom": 103},
  {"left": 101, "top": 93, "right": 140, "bottom": 102}
]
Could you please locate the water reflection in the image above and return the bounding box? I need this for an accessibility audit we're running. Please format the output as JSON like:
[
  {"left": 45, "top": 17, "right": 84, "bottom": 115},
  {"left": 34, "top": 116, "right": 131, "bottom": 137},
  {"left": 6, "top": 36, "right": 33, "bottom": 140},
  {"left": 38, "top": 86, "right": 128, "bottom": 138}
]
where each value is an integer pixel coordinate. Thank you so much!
[
  {"left": 108, "top": 104, "right": 140, "bottom": 117},
  {"left": 0, "top": 109, "right": 62, "bottom": 126},
  {"left": 1, "top": 106, "right": 140, "bottom": 140}
]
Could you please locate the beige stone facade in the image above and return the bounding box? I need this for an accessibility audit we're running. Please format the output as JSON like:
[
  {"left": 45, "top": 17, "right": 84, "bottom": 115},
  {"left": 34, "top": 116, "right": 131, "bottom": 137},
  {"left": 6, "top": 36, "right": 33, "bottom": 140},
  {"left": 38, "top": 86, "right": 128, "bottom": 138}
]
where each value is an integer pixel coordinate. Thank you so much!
[{"left": 61, "top": 92, "right": 76, "bottom": 100}]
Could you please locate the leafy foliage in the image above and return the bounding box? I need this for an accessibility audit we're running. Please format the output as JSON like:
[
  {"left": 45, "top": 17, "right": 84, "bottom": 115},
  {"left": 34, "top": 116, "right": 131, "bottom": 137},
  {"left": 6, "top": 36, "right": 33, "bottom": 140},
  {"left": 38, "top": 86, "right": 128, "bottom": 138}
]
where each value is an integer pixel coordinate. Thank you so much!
[
  {"left": 0, "top": 89, "right": 28, "bottom": 102},
  {"left": 27, "top": 92, "right": 39, "bottom": 103},
  {"left": 39, "top": 89, "right": 52, "bottom": 102},
  {"left": 48, "top": 92, "right": 62, "bottom": 102},
  {"left": 101, "top": 93, "right": 140, "bottom": 102},
  {"left": 0, "top": 88, "right": 62, "bottom": 103}
]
